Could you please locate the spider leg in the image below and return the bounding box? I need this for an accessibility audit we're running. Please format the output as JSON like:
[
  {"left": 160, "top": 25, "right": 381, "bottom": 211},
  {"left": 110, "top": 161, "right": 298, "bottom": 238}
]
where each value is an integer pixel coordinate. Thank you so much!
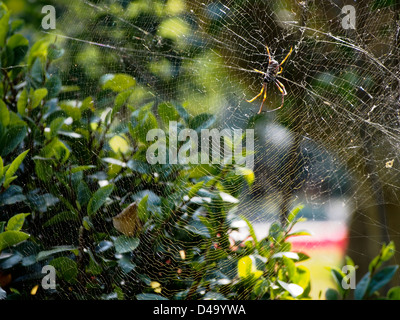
[
  {"left": 265, "top": 45, "right": 271, "bottom": 64},
  {"left": 279, "top": 47, "right": 293, "bottom": 66},
  {"left": 252, "top": 68, "right": 265, "bottom": 75},
  {"left": 258, "top": 84, "right": 267, "bottom": 114},
  {"left": 275, "top": 79, "right": 287, "bottom": 95},
  {"left": 246, "top": 85, "right": 264, "bottom": 103},
  {"left": 267, "top": 80, "right": 286, "bottom": 112}
]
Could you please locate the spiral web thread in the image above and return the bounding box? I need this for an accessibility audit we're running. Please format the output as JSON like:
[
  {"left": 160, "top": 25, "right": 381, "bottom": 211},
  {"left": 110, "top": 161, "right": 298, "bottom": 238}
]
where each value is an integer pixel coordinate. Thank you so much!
[{"left": 34, "top": 0, "right": 400, "bottom": 297}]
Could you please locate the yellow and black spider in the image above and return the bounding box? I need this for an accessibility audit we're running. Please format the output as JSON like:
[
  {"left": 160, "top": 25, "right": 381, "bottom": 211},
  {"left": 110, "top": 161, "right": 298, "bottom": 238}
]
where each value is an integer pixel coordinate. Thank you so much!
[{"left": 247, "top": 45, "right": 293, "bottom": 114}]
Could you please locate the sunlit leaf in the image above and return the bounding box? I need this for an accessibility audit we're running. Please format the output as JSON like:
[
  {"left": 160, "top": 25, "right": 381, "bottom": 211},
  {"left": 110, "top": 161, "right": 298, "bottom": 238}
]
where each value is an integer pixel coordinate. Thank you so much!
[
  {"left": 31, "top": 88, "right": 48, "bottom": 109},
  {"left": 0, "top": 230, "right": 30, "bottom": 252},
  {"left": 102, "top": 74, "right": 136, "bottom": 92},
  {"left": 6, "top": 213, "right": 30, "bottom": 231},
  {"left": 87, "top": 184, "right": 114, "bottom": 216}
]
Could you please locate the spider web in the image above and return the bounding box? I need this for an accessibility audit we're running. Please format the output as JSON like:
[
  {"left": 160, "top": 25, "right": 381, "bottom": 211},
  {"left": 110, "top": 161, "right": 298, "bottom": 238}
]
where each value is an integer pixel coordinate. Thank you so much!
[{"left": 13, "top": 0, "right": 400, "bottom": 298}]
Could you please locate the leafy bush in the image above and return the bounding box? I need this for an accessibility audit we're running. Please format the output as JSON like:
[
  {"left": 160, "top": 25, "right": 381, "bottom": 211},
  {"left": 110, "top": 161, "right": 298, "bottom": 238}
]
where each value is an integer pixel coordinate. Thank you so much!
[
  {"left": 0, "top": 2, "right": 399, "bottom": 301},
  {"left": 326, "top": 241, "right": 400, "bottom": 300}
]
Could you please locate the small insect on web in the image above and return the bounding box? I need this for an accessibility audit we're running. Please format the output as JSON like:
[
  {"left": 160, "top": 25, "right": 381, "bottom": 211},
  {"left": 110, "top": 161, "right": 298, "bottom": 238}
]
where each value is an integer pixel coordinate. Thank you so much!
[{"left": 247, "top": 45, "right": 293, "bottom": 114}]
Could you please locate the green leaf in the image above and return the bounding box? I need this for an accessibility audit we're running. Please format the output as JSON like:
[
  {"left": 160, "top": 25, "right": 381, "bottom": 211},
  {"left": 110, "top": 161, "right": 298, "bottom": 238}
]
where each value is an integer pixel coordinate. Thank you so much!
[
  {"left": 328, "top": 266, "right": 346, "bottom": 296},
  {"left": 70, "top": 165, "right": 96, "bottom": 174},
  {"left": 135, "top": 111, "right": 158, "bottom": 143},
  {"left": 238, "top": 256, "right": 253, "bottom": 278},
  {"left": 77, "top": 181, "right": 91, "bottom": 206},
  {"left": 234, "top": 167, "right": 255, "bottom": 186},
  {"left": 158, "top": 102, "right": 180, "bottom": 124},
  {"left": 137, "top": 195, "right": 148, "bottom": 223},
  {"left": 241, "top": 215, "right": 258, "bottom": 246},
  {"left": 45, "top": 75, "right": 62, "bottom": 98},
  {"left": 287, "top": 204, "right": 304, "bottom": 224},
  {"left": 189, "top": 113, "right": 215, "bottom": 132},
  {"left": 136, "top": 293, "right": 168, "bottom": 300},
  {"left": 102, "top": 74, "right": 136, "bottom": 92},
  {"left": 345, "top": 255, "right": 355, "bottom": 267},
  {"left": 0, "top": 11, "right": 10, "bottom": 47},
  {"left": 0, "top": 156, "right": 3, "bottom": 178},
  {"left": 6, "top": 34, "right": 29, "bottom": 65},
  {"left": 6, "top": 213, "right": 30, "bottom": 231},
  {"left": 30, "top": 57, "right": 45, "bottom": 86},
  {"left": 286, "top": 230, "right": 312, "bottom": 239},
  {"left": 325, "top": 288, "right": 340, "bottom": 300},
  {"left": 43, "top": 211, "right": 79, "bottom": 228},
  {"left": 354, "top": 272, "right": 371, "bottom": 300},
  {"left": 17, "top": 88, "right": 28, "bottom": 116},
  {"left": 0, "top": 125, "right": 27, "bottom": 157},
  {"left": 368, "top": 242, "right": 395, "bottom": 274},
  {"left": 114, "top": 236, "right": 140, "bottom": 254},
  {"left": 0, "top": 230, "right": 30, "bottom": 252},
  {"left": 41, "top": 138, "right": 70, "bottom": 163},
  {"left": 387, "top": 286, "right": 400, "bottom": 300},
  {"left": 381, "top": 241, "right": 396, "bottom": 262},
  {"left": 283, "top": 256, "right": 296, "bottom": 279},
  {"left": 31, "top": 88, "right": 48, "bottom": 109},
  {"left": 4, "top": 149, "right": 29, "bottom": 188},
  {"left": 185, "top": 219, "right": 211, "bottom": 238},
  {"left": 36, "top": 246, "right": 77, "bottom": 261},
  {"left": 49, "top": 257, "right": 78, "bottom": 284},
  {"left": 366, "top": 265, "right": 399, "bottom": 297},
  {"left": 59, "top": 101, "right": 81, "bottom": 121},
  {"left": 87, "top": 184, "right": 114, "bottom": 216},
  {"left": 112, "top": 89, "right": 134, "bottom": 118},
  {"left": 0, "top": 100, "right": 10, "bottom": 127},
  {"left": 188, "top": 181, "right": 204, "bottom": 199},
  {"left": 293, "top": 265, "right": 311, "bottom": 295},
  {"left": 47, "top": 43, "right": 65, "bottom": 60},
  {"left": 48, "top": 117, "right": 65, "bottom": 139}
]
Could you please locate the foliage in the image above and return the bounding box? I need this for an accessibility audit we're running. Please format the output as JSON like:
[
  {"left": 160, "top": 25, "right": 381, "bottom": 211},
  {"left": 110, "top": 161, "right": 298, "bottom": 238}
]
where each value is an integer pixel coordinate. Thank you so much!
[
  {"left": 1, "top": 2, "right": 399, "bottom": 301},
  {"left": 0, "top": 2, "right": 272, "bottom": 300},
  {"left": 326, "top": 241, "right": 399, "bottom": 300}
]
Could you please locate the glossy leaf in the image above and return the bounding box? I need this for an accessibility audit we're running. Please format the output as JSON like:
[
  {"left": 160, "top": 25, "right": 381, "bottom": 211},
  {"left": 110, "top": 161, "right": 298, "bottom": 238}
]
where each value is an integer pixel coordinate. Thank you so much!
[
  {"left": 6, "top": 213, "right": 30, "bottom": 231},
  {"left": 366, "top": 265, "right": 399, "bottom": 297},
  {"left": 354, "top": 272, "right": 371, "bottom": 300},
  {"left": 0, "top": 100, "right": 10, "bottom": 127},
  {"left": 3, "top": 149, "right": 29, "bottom": 188},
  {"left": 0, "top": 11, "right": 10, "bottom": 47},
  {"left": 0, "top": 230, "right": 30, "bottom": 252},
  {"left": 102, "top": 74, "right": 136, "bottom": 92},
  {"left": 17, "top": 88, "right": 28, "bottom": 116},
  {"left": 50, "top": 257, "right": 78, "bottom": 283},
  {"left": 31, "top": 88, "right": 48, "bottom": 109},
  {"left": 36, "top": 246, "right": 77, "bottom": 261},
  {"left": 87, "top": 184, "right": 114, "bottom": 216},
  {"left": 387, "top": 286, "right": 400, "bottom": 300},
  {"left": 114, "top": 236, "right": 140, "bottom": 254}
]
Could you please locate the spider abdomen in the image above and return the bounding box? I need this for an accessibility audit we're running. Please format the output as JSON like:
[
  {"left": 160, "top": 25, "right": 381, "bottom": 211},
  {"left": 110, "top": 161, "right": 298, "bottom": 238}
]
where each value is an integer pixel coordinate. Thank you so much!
[{"left": 263, "top": 59, "right": 280, "bottom": 83}]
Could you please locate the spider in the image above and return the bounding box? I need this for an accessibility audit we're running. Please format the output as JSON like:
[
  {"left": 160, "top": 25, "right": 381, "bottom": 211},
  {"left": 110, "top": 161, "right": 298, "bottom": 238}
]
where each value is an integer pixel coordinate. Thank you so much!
[{"left": 247, "top": 45, "right": 293, "bottom": 114}]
